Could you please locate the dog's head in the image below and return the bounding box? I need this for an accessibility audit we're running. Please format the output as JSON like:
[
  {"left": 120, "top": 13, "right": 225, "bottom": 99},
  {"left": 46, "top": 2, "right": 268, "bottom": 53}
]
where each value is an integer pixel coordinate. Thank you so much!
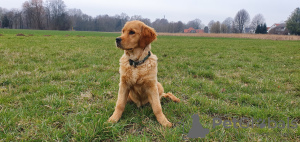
[{"left": 116, "top": 20, "right": 157, "bottom": 50}]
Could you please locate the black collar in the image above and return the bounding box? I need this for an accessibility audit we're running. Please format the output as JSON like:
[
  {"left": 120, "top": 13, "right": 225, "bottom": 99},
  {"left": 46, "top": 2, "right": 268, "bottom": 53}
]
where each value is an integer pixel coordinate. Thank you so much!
[{"left": 129, "top": 51, "right": 151, "bottom": 67}]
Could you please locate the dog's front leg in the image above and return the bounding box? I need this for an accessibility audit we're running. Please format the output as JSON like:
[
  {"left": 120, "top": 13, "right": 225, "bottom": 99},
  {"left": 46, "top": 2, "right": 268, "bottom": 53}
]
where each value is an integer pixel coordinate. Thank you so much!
[
  {"left": 147, "top": 84, "right": 172, "bottom": 127},
  {"left": 108, "top": 82, "right": 129, "bottom": 123}
]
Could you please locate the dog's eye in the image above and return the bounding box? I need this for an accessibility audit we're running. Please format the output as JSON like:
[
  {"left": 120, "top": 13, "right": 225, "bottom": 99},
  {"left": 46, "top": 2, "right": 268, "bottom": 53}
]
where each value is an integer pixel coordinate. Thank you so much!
[{"left": 129, "top": 31, "right": 135, "bottom": 35}]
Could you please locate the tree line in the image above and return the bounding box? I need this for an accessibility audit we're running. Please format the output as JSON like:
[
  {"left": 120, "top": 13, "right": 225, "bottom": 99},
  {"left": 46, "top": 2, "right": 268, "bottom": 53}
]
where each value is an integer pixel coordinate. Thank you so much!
[
  {"left": 1, "top": 0, "right": 72, "bottom": 30},
  {"left": 0, "top": 1, "right": 261, "bottom": 34},
  {"left": 1, "top": 0, "right": 299, "bottom": 35},
  {"left": 0, "top": 0, "right": 202, "bottom": 32},
  {"left": 208, "top": 10, "right": 267, "bottom": 34}
]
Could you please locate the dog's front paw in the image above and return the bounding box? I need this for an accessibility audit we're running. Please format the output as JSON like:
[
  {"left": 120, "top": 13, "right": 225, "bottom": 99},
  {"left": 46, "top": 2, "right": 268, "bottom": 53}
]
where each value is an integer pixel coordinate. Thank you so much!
[
  {"left": 162, "top": 121, "right": 172, "bottom": 128},
  {"left": 174, "top": 98, "right": 180, "bottom": 103},
  {"left": 107, "top": 116, "right": 118, "bottom": 123}
]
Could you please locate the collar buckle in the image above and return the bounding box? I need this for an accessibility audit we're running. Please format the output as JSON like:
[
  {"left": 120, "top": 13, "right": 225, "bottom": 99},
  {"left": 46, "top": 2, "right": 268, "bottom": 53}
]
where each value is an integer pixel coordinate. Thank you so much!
[{"left": 129, "top": 51, "right": 151, "bottom": 67}]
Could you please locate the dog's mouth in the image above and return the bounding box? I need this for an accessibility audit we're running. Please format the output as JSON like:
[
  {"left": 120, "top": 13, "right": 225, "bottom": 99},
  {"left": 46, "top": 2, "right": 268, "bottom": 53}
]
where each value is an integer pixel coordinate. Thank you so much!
[
  {"left": 116, "top": 42, "right": 123, "bottom": 49},
  {"left": 116, "top": 42, "right": 133, "bottom": 51}
]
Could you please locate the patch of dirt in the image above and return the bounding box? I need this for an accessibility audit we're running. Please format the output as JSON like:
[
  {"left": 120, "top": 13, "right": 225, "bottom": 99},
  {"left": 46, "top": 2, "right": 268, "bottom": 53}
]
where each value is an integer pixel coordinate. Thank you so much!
[
  {"left": 208, "top": 113, "right": 231, "bottom": 121},
  {"left": 16, "top": 33, "right": 25, "bottom": 36},
  {"left": 0, "top": 34, "right": 3, "bottom": 36},
  {"left": 62, "top": 109, "right": 74, "bottom": 116},
  {"left": 28, "top": 34, "right": 34, "bottom": 36},
  {"left": 103, "top": 91, "right": 114, "bottom": 99},
  {"left": 181, "top": 94, "right": 189, "bottom": 100},
  {"left": 52, "top": 121, "right": 64, "bottom": 129},
  {"left": 81, "top": 91, "right": 94, "bottom": 101},
  {"left": 17, "top": 127, "right": 25, "bottom": 133},
  {"left": 44, "top": 105, "right": 52, "bottom": 109},
  {"left": 0, "top": 87, "right": 7, "bottom": 92}
]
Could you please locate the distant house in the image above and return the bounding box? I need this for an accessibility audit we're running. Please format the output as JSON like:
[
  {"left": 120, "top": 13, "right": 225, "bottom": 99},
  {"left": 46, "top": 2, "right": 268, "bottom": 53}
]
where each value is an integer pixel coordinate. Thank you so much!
[
  {"left": 268, "top": 23, "right": 288, "bottom": 35},
  {"left": 267, "top": 24, "right": 280, "bottom": 33},
  {"left": 184, "top": 27, "right": 204, "bottom": 33},
  {"left": 245, "top": 27, "right": 255, "bottom": 34}
]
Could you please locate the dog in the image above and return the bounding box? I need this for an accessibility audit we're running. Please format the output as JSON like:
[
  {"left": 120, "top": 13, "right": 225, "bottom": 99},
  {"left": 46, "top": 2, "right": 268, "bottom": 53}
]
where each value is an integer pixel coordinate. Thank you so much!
[{"left": 108, "top": 20, "right": 180, "bottom": 127}]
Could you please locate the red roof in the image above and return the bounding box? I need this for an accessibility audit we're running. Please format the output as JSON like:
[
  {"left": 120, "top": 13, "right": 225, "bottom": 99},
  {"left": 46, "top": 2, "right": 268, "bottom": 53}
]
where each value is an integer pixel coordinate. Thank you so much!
[{"left": 184, "top": 27, "right": 204, "bottom": 33}]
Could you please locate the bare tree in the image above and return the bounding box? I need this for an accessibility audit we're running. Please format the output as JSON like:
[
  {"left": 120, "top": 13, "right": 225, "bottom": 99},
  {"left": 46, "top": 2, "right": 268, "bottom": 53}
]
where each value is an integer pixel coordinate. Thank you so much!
[
  {"left": 186, "top": 19, "right": 202, "bottom": 29},
  {"left": 168, "top": 22, "right": 176, "bottom": 33},
  {"left": 234, "top": 9, "right": 250, "bottom": 33},
  {"left": 115, "top": 13, "right": 129, "bottom": 31},
  {"left": 152, "top": 18, "right": 169, "bottom": 32},
  {"left": 167, "top": 21, "right": 184, "bottom": 33},
  {"left": 23, "top": 0, "right": 45, "bottom": 29},
  {"left": 119, "top": 13, "right": 130, "bottom": 21},
  {"left": 1, "top": 9, "right": 23, "bottom": 29},
  {"left": 44, "top": 0, "right": 51, "bottom": 28},
  {"left": 130, "top": 15, "right": 142, "bottom": 21},
  {"left": 130, "top": 15, "right": 150, "bottom": 26},
  {"left": 45, "top": 0, "right": 70, "bottom": 30},
  {"left": 222, "top": 17, "right": 234, "bottom": 33},
  {"left": 210, "top": 21, "right": 221, "bottom": 33},
  {"left": 67, "top": 8, "right": 83, "bottom": 29},
  {"left": 220, "top": 24, "right": 227, "bottom": 33},
  {"left": 208, "top": 20, "right": 215, "bottom": 32},
  {"left": 68, "top": 8, "right": 83, "bottom": 17},
  {"left": 250, "top": 14, "right": 265, "bottom": 31},
  {"left": 175, "top": 21, "right": 184, "bottom": 33},
  {"left": 0, "top": 7, "right": 7, "bottom": 19},
  {"left": 49, "top": 0, "right": 65, "bottom": 18},
  {"left": 11, "top": 9, "right": 23, "bottom": 29},
  {"left": 22, "top": 1, "right": 33, "bottom": 28}
]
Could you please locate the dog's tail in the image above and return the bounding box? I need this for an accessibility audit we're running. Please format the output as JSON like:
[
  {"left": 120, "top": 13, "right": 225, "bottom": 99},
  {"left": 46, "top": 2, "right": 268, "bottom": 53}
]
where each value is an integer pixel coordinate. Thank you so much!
[{"left": 162, "top": 93, "right": 180, "bottom": 102}]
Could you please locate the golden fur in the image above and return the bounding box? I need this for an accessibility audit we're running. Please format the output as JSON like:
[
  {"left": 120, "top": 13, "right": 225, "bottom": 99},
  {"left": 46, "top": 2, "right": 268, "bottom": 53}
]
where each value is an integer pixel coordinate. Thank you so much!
[{"left": 108, "top": 20, "right": 180, "bottom": 127}]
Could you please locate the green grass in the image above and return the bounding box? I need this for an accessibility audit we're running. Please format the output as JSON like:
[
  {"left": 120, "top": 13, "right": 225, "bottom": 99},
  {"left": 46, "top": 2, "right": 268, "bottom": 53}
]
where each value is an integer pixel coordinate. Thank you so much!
[{"left": 0, "top": 29, "right": 299, "bottom": 141}]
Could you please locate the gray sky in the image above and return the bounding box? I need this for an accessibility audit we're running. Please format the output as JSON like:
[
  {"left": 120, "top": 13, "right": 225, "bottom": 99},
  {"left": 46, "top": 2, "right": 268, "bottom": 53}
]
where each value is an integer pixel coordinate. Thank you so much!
[{"left": 1, "top": 0, "right": 299, "bottom": 26}]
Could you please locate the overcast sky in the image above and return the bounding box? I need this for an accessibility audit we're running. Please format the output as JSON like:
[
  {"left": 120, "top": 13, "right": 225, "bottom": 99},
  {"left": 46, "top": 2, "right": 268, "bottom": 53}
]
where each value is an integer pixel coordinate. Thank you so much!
[{"left": 1, "top": 0, "right": 299, "bottom": 26}]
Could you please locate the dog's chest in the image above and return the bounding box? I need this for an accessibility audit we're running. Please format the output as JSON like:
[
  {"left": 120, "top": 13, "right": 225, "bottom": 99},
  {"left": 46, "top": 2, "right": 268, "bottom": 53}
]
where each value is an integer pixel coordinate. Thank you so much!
[
  {"left": 121, "top": 65, "right": 151, "bottom": 85},
  {"left": 120, "top": 60, "right": 157, "bottom": 86},
  {"left": 119, "top": 54, "right": 158, "bottom": 86}
]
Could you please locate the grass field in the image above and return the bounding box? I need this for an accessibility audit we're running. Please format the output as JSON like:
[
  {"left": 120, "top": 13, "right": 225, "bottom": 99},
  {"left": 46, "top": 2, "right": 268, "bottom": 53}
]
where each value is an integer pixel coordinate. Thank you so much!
[{"left": 0, "top": 29, "right": 299, "bottom": 141}]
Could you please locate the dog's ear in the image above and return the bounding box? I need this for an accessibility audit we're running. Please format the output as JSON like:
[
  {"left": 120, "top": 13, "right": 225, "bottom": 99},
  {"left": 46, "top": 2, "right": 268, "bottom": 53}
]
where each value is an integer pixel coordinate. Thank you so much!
[{"left": 139, "top": 24, "right": 157, "bottom": 48}]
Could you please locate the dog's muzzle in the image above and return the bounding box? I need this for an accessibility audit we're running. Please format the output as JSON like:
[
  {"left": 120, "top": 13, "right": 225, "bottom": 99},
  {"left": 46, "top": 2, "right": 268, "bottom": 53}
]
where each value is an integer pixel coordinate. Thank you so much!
[
  {"left": 115, "top": 37, "right": 133, "bottom": 50},
  {"left": 116, "top": 37, "right": 122, "bottom": 47},
  {"left": 116, "top": 37, "right": 122, "bottom": 43}
]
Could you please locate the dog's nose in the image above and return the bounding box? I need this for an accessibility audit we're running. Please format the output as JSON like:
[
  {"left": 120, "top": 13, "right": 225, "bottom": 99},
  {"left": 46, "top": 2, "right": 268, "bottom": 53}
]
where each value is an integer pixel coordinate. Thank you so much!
[{"left": 116, "top": 37, "right": 122, "bottom": 43}]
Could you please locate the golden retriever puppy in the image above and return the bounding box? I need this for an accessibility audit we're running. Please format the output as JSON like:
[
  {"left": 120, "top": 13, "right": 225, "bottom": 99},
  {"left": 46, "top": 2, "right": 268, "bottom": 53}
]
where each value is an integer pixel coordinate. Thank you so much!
[{"left": 108, "top": 20, "right": 180, "bottom": 127}]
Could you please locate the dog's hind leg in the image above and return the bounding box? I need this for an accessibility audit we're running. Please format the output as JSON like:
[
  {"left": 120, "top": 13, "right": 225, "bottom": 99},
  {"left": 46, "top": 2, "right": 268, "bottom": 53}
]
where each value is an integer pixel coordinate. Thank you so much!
[
  {"left": 146, "top": 83, "right": 172, "bottom": 127},
  {"left": 162, "top": 92, "right": 180, "bottom": 103},
  {"left": 157, "top": 82, "right": 180, "bottom": 103}
]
